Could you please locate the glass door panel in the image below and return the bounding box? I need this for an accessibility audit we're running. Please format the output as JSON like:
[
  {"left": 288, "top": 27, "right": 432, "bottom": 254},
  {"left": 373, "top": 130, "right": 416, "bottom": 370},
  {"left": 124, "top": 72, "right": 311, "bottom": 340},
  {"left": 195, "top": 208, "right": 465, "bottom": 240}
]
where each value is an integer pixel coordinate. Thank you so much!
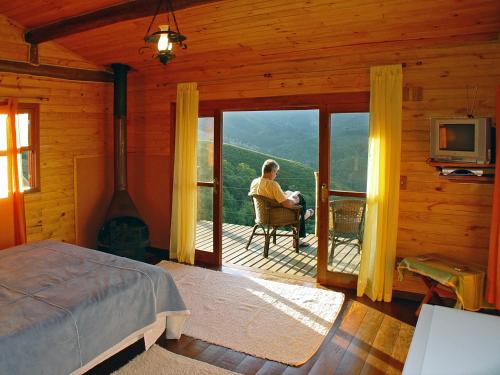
[
  {"left": 221, "top": 109, "right": 319, "bottom": 274},
  {"left": 327, "top": 113, "right": 369, "bottom": 276},
  {"left": 196, "top": 185, "right": 214, "bottom": 252},
  {"left": 196, "top": 117, "right": 215, "bottom": 254}
]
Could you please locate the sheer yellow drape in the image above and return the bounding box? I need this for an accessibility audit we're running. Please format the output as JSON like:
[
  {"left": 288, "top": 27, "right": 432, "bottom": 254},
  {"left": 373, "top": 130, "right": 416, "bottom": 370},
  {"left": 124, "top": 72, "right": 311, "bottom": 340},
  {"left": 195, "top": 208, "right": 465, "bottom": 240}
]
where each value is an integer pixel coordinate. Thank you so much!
[
  {"left": 0, "top": 98, "right": 27, "bottom": 249},
  {"left": 170, "top": 83, "right": 199, "bottom": 264},
  {"left": 357, "top": 64, "right": 402, "bottom": 302}
]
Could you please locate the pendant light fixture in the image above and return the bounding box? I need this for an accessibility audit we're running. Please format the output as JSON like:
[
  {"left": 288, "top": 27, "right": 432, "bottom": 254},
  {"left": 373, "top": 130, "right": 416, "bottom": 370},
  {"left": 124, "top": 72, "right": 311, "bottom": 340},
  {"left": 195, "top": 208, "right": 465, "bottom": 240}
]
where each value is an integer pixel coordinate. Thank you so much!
[{"left": 140, "top": 0, "right": 187, "bottom": 65}]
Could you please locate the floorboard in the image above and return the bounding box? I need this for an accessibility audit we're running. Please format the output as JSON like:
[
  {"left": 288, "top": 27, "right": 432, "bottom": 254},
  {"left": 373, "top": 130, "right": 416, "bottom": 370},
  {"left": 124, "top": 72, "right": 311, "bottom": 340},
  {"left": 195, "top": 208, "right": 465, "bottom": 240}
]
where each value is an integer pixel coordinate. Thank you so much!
[
  {"left": 87, "top": 229, "right": 424, "bottom": 375},
  {"left": 88, "top": 261, "right": 419, "bottom": 375}
]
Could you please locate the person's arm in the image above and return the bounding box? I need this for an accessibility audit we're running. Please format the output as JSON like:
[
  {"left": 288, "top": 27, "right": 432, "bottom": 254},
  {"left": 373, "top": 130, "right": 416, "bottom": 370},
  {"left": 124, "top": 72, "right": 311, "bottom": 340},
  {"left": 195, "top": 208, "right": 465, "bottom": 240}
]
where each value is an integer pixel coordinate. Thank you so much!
[
  {"left": 273, "top": 182, "right": 296, "bottom": 208},
  {"left": 280, "top": 198, "right": 296, "bottom": 209}
]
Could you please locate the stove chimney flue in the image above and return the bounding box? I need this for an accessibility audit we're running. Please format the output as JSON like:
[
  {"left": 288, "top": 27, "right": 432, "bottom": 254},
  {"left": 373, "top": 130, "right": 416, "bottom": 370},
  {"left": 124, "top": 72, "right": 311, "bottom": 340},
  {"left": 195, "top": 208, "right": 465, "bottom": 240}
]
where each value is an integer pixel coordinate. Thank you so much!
[
  {"left": 98, "top": 63, "right": 149, "bottom": 261},
  {"left": 103, "top": 63, "right": 140, "bottom": 220},
  {"left": 112, "top": 63, "right": 129, "bottom": 192}
]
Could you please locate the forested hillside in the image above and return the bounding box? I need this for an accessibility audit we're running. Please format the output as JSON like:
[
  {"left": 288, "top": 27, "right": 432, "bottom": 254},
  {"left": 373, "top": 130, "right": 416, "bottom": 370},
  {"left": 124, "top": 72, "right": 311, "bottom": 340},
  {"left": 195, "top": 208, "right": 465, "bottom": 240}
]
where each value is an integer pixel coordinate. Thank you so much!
[
  {"left": 197, "top": 142, "right": 317, "bottom": 232},
  {"left": 223, "top": 110, "right": 369, "bottom": 192},
  {"left": 197, "top": 110, "right": 369, "bottom": 235}
]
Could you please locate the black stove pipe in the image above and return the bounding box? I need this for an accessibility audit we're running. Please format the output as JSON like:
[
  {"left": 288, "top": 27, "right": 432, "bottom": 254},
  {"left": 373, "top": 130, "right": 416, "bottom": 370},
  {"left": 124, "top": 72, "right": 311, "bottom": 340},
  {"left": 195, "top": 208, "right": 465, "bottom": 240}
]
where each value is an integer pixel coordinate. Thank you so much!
[
  {"left": 112, "top": 63, "right": 129, "bottom": 192},
  {"left": 104, "top": 63, "right": 140, "bottom": 220}
]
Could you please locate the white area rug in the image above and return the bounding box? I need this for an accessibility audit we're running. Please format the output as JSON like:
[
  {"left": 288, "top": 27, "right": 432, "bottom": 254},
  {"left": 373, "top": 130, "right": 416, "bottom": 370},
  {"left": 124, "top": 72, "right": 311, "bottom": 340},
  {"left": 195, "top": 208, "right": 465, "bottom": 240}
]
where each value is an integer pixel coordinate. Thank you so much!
[
  {"left": 159, "top": 261, "right": 345, "bottom": 366},
  {"left": 113, "top": 345, "right": 238, "bottom": 375}
]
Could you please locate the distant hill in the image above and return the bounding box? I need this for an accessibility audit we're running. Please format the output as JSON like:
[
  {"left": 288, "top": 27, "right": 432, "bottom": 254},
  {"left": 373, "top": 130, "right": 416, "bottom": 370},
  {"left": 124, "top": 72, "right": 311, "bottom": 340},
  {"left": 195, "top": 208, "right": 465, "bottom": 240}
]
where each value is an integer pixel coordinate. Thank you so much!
[
  {"left": 197, "top": 110, "right": 369, "bottom": 230},
  {"left": 221, "top": 110, "right": 369, "bottom": 192},
  {"left": 223, "top": 110, "right": 319, "bottom": 169}
]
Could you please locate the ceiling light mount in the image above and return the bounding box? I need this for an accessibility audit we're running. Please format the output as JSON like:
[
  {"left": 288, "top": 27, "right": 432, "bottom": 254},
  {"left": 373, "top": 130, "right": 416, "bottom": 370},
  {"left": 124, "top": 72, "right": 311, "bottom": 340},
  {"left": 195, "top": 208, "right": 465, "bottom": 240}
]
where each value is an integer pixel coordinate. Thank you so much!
[{"left": 140, "top": 0, "right": 187, "bottom": 65}]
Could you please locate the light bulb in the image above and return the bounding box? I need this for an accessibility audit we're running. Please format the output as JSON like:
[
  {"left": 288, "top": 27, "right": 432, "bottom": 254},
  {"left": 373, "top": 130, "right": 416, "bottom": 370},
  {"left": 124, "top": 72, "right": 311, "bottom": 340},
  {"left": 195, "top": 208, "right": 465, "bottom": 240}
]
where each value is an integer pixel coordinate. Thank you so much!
[{"left": 157, "top": 25, "right": 170, "bottom": 52}]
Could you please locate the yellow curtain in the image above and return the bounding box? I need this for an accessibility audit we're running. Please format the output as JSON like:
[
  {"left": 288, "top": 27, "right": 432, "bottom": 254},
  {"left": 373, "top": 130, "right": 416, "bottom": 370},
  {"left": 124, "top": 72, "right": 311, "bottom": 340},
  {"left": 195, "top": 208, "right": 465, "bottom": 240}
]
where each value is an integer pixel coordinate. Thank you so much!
[
  {"left": 486, "top": 85, "right": 500, "bottom": 308},
  {"left": 170, "top": 83, "right": 199, "bottom": 264},
  {"left": 357, "top": 64, "right": 402, "bottom": 302},
  {"left": 0, "top": 98, "right": 27, "bottom": 249}
]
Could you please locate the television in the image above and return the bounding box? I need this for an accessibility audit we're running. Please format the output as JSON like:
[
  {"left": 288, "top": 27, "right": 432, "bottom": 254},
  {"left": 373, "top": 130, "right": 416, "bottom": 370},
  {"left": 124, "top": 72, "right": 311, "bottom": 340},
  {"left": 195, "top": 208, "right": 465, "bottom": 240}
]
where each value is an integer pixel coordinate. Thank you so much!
[{"left": 430, "top": 117, "right": 492, "bottom": 164}]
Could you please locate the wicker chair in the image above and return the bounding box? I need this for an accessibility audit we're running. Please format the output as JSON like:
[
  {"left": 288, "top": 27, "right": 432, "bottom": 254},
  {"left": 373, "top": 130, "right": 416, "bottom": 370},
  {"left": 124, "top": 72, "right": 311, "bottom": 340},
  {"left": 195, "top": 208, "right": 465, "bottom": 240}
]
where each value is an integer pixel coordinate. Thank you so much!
[
  {"left": 328, "top": 199, "right": 366, "bottom": 264},
  {"left": 246, "top": 194, "right": 302, "bottom": 257}
]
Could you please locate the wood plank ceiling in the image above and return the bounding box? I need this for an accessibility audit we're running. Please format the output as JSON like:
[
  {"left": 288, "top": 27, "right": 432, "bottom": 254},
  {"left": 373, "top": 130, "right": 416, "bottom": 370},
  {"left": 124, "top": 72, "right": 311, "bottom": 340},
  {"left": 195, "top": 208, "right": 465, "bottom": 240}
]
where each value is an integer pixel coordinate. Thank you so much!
[{"left": 0, "top": 0, "right": 499, "bottom": 72}]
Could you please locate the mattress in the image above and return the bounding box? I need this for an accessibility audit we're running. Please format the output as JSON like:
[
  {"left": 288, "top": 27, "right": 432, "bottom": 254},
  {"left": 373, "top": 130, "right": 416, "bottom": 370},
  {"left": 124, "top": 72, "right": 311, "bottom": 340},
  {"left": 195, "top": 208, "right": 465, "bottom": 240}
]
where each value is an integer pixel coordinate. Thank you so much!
[
  {"left": 0, "top": 240, "right": 189, "bottom": 375},
  {"left": 403, "top": 304, "right": 500, "bottom": 374}
]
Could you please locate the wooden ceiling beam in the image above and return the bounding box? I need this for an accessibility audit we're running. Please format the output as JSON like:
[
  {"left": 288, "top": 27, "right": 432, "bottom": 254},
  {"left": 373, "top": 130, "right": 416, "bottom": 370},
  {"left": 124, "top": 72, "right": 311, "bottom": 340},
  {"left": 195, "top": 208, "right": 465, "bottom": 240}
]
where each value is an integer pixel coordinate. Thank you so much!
[
  {"left": 0, "top": 59, "right": 114, "bottom": 82},
  {"left": 24, "top": 0, "right": 221, "bottom": 44}
]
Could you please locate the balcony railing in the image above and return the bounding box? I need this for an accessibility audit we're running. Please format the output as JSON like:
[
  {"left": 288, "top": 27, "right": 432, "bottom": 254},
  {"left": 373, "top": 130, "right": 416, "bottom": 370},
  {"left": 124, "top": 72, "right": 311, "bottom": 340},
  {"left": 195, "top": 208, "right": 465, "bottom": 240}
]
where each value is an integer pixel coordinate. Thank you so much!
[{"left": 197, "top": 175, "right": 364, "bottom": 277}]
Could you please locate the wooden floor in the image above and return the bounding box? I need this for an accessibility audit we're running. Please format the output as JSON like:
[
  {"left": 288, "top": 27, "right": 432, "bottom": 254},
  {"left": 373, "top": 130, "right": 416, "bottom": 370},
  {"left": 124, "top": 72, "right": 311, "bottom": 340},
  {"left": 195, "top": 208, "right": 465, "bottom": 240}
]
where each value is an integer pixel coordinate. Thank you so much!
[
  {"left": 88, "top": 265, "right": 419, "bottom": 375},
  {"left": 196, "top": 221, "right": 361, "bottom": 278},
  {"left": 163, "top": 300, "right": 415, "bottom": 375}
]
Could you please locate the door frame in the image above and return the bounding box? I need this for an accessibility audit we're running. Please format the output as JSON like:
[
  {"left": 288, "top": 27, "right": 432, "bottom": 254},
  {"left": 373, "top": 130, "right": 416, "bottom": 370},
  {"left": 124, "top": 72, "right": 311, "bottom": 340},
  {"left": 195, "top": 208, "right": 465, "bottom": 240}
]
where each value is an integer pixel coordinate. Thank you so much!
[
  {"left": 195, "top": 108, "right": 223, "bottom": 266},
  {"left": 169, "top": 92, "right": 369, "bottom": 276},
  {"left": 317, "top": 102, "right": 370, "bottom": 288},
  {"left": 169, "top": 104, "right": 223, "bottom": 267}
]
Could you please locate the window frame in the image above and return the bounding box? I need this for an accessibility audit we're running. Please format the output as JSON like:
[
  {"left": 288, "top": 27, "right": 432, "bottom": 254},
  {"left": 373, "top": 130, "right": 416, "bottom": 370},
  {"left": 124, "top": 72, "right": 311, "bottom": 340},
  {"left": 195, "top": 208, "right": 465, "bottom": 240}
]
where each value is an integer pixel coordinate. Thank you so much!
[
  {"left": 0, "top": 103, "right": 40, "bottom": 195},
  {"left": 17, "top": 103, "right": 40, "bottom": 193}
]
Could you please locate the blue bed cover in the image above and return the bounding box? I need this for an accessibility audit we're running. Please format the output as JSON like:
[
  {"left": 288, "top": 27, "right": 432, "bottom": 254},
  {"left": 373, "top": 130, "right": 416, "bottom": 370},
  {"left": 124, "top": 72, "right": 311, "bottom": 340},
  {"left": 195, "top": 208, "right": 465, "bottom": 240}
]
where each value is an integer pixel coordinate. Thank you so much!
[{"left": 0, "top": 240, "right": 188, "bottom": 375}]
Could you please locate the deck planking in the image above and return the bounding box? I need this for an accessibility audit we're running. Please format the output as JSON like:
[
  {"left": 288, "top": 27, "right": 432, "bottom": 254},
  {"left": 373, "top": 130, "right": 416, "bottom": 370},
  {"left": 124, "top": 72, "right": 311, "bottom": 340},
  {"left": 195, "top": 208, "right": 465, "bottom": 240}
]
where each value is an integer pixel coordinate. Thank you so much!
[{"left": 196, "top": 221, "right": 361, "bottom": 278}]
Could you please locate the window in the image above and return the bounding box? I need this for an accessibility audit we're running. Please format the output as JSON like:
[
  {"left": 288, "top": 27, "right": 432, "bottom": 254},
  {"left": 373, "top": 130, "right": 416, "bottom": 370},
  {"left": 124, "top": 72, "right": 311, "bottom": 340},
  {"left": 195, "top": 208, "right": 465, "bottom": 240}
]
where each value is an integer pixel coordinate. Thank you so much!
[{"left": 0, "top": 104, "right": 39, "bottom": 198}]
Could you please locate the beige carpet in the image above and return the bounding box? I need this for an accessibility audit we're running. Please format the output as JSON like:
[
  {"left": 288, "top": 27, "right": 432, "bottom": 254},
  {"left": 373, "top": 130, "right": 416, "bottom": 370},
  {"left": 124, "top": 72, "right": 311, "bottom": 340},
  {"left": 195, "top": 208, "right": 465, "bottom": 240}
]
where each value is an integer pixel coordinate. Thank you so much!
[
  {"left": 159, "top": 261, "right": 345, "bottom": 366},
  {"left": 113, "top": 345, "right": 238, "bottom": 375}
]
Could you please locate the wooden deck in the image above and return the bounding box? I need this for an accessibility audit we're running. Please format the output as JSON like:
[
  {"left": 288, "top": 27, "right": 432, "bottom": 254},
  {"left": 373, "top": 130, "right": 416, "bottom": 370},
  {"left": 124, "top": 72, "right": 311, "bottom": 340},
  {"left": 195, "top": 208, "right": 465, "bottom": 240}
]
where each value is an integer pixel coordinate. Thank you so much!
[{"left": 196, "top": 221, "right": 361, "bottom": 278}]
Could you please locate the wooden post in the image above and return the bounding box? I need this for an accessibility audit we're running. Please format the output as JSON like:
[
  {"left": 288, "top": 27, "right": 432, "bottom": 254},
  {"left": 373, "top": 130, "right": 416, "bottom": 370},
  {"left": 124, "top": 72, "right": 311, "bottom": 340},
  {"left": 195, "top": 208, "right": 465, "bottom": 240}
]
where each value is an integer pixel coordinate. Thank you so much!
[{"left": 28, "top": 44, "right": 39, "bottom": 66}]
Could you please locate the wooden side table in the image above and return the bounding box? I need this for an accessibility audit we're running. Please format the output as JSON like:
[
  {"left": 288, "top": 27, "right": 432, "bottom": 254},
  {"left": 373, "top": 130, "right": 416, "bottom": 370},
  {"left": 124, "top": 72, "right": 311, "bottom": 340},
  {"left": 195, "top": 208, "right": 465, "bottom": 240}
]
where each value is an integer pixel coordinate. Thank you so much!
[{"left": 397, "top": 255, "right": 485, "bottom": 316}]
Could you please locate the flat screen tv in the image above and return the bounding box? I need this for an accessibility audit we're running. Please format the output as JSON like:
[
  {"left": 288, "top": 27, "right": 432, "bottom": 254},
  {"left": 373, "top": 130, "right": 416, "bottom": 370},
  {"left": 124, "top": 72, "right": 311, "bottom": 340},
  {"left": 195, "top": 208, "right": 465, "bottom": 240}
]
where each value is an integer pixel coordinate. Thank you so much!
[{"left": 430, "top": 117, "right": 491, "bottom": 164}]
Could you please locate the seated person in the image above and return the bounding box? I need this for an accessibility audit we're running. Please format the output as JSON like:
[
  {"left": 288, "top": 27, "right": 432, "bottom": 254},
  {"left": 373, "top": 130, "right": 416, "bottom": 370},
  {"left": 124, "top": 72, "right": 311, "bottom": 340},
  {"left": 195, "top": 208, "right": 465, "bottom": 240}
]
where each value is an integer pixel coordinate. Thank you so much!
[{"left": 249, "top": 159, "right": 314, "bottom": 247}]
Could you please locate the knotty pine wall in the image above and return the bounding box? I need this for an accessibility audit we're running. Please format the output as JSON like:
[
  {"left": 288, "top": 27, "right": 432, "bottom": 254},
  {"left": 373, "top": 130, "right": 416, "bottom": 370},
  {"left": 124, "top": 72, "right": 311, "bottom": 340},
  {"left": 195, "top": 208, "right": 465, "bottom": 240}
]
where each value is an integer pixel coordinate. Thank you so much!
[
  {"left": 128, "top": 39, "right": 499, "bottom": 280},
  {"left": 0, "top": 16, "right": 112, "bottom": 244}
]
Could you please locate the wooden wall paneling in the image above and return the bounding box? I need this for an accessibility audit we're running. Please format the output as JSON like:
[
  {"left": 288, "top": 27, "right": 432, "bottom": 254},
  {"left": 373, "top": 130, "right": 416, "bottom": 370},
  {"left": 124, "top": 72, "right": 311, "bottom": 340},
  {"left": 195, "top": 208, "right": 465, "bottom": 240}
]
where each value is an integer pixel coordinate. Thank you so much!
[
  {"left": 127, "top": 38, "right": 499, "bottom": 294},
  {"left": 0, "top": 17, "right": 113, "bottom": 244},
  {"left": 0, "top": 1, "right": 498, "bottom": 294},
  {"left": 74, "top": 155, "right": 113, "bottom": 248},
  {"left": 0, "top": 15, "right": 106, "bottom": 71},
  {"left": 128, "top": 154, "right": 171, "bottom": 249}
]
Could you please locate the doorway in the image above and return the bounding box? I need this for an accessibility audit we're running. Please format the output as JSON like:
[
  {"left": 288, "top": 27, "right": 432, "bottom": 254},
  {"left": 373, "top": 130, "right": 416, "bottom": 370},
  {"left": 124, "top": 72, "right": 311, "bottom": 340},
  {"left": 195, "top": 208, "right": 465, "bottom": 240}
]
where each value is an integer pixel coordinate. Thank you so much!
[
  {"left": 220, "top": 109, "right": 319, "bottom": 277},
  {"left": 192, "top": 93, "right": 369, "bottom": 289}
]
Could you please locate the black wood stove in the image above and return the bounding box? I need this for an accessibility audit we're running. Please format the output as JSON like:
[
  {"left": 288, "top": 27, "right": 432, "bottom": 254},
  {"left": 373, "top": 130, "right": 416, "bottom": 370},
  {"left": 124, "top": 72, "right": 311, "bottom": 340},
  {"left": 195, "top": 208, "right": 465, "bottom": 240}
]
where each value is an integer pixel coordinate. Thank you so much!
[{"left": 97, "top": 64, "right": 149, "bottom": 261}]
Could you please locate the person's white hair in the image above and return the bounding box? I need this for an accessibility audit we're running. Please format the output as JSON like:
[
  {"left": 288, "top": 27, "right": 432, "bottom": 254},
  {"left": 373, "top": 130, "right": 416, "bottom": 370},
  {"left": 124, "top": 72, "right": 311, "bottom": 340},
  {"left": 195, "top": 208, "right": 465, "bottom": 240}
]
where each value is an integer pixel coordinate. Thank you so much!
[{"left": 262, "top": 159, "right": 279, "bottom": 174}]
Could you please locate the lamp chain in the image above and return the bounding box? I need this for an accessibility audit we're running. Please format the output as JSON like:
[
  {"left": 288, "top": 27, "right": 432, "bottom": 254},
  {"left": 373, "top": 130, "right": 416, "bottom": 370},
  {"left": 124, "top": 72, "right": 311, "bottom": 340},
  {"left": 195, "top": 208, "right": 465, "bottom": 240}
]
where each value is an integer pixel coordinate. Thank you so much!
[
  {"left": 143, "top": 0, "right": 163, "bottom": 39},
  {"left": 166, "top": 0, "right": 184, "bottom": 46}
]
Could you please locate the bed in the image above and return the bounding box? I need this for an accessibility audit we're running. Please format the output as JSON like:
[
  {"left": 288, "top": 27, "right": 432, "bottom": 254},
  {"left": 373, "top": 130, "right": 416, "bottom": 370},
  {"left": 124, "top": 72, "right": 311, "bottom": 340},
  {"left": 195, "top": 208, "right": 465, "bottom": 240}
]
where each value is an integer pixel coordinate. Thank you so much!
[
  {"left": 403, "top": 304, "right": 500, "bottom": 374},
  {"left": 0, "top": 240, "right": 189, "bottom": 375}
]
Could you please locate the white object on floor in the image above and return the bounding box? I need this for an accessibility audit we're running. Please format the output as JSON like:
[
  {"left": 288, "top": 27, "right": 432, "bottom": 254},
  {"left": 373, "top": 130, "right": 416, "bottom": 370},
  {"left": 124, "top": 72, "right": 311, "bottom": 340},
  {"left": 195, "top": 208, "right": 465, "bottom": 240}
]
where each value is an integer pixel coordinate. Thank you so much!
[
  {"left": 112, "top": 345, "right": 239, "bottom": 375},
  {"left": 403, "top": 304, "right": 500, "bottom": 375},
  {"left": 159, "top": 261, "right": 345, "bottom": 366}
]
